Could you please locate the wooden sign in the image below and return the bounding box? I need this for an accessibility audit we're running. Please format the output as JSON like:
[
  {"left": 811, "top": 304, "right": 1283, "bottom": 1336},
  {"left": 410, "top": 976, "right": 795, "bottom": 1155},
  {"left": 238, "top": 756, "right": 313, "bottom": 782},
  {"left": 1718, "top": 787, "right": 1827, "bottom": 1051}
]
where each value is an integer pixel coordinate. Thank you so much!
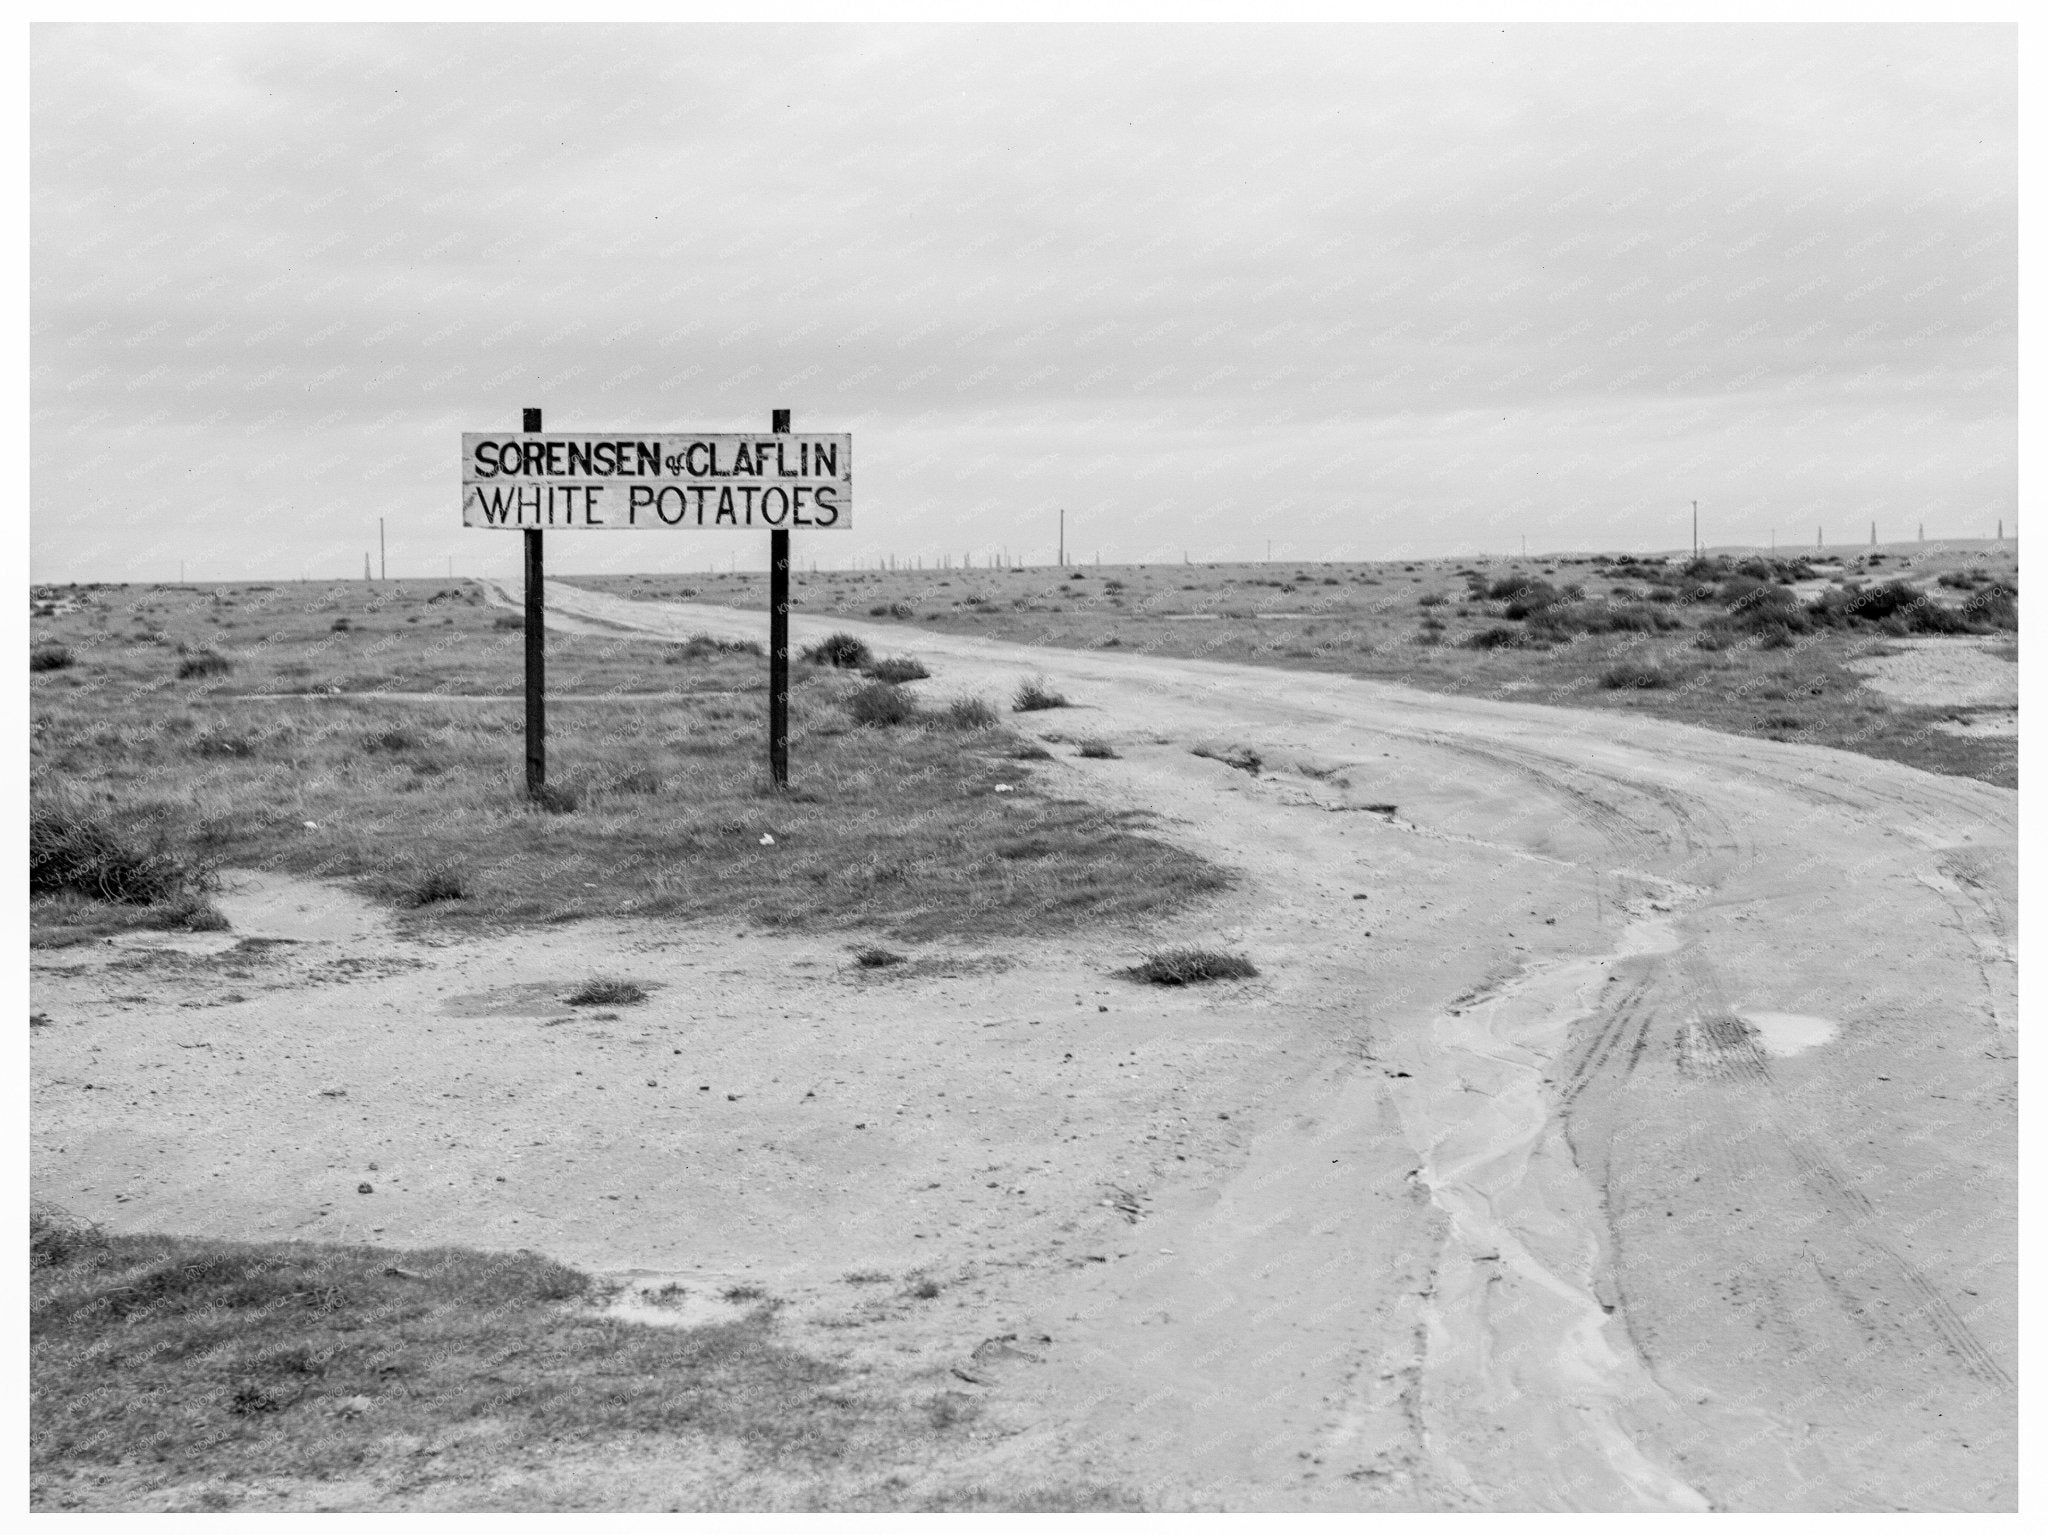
[{"left": 462, "top": 432, "right": 852, "bottom": 529}]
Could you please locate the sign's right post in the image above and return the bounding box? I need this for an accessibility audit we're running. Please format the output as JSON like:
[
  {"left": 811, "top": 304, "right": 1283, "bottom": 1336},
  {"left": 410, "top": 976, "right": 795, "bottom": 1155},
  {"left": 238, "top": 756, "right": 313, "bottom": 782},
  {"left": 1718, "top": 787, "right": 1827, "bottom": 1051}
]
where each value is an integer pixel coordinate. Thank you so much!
[{"left": 769, "top": 407, "right": 792, "bottom": 789}]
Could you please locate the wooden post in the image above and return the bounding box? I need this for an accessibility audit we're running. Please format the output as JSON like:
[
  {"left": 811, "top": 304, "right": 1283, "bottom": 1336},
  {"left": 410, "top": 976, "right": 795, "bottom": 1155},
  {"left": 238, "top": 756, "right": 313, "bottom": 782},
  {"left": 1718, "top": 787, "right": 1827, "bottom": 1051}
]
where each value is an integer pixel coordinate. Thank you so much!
[
  {"left": 769, "top": 407, "right": 791, "bottom": 790},
  {"left": 522, "top": 406, "right": 546, "bottom": 800}
]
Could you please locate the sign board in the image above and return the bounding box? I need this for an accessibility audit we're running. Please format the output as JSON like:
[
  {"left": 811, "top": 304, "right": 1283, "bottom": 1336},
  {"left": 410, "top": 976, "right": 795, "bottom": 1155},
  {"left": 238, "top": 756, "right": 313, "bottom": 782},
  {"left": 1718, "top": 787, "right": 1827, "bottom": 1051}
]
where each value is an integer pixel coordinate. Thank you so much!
[{"left": 462, "top": 432, "right": 852, "bottom": 530}]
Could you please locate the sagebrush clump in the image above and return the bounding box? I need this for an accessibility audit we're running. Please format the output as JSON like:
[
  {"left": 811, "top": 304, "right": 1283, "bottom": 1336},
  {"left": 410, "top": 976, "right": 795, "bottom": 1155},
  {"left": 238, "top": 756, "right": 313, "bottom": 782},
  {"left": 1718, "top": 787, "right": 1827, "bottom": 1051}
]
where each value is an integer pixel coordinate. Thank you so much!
[
  {"left": 30, "top": 797, "right": 215, "bottom": 906},
  {"left": 864, "top": 655, "right": 930, "bottom": 684},
  {"left": 1013, "top": 677, "right": 1069, "bottom": 711},
  {"left": 565, "top": 977, "right": 647, "bottom": 1006},
  {"left": 847, "top": 682, "right": 919, "bottom": 727},
  {"left": 1124, "top": 949, "right": 1258, "bottom": 986},
  {"left": 803, "top": 632, "right": 873, "bottom": 669}
]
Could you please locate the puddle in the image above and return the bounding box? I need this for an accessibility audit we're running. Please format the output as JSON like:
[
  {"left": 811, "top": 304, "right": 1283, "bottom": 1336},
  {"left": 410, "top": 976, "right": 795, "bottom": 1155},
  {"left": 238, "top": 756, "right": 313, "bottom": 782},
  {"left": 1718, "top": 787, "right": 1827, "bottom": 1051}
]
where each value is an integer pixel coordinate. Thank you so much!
[{"left": 1736, "top": 1010, "right": 1838, "bottom": 1057}]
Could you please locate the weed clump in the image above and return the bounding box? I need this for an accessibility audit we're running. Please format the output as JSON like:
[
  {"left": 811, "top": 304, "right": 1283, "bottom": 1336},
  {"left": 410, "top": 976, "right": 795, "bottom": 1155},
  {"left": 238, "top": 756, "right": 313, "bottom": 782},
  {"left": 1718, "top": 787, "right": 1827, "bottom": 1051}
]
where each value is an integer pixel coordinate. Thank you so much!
[
  {"left": 853, "top": 946, "right": 906, "bottom": 969},
  {"left": 176, "top": 650, "right": 233, "bottom": 680},
  {"left": 1484, "top": 573, "right": 1547, "bottom": 601},
  {"left": 30, "top": 644, "right": 73, "bottom": 672},
  {"left": 668, "top": 633, "right": 762, "bottom": 661},
  {"left": 1124, "top": 948, "right": 1259, "bottom": 986},
  {"left": 566, "top": 977, "right": 647, "bottom": 1006},
  {"left": 492, "top": 614, "right": 525, "bottom": 631},
  {"left": 530, "top": 782, "right": 580, "bottom": 814},
  {"left": 1501, "top": 582, "right": 1565, "bottom": 619},
  {"left": 1013, "top": 676, "right": 1069, "bottom": 711},
  {"left": 1461, "top": 625, "right": 1525, "bottom": 651},
  {"left": 155, "top": 893, "right": 230, "bottom": 931},
  {"left": 1076, "top": 740, "right": 1120, "bottom": 759},
  {"left": 401, "top": 868, "right": 466, "bottom": 907},
  {"left": 803, "top": 632, "right": 873, "bottom": 669},
  {"left": 937, "top": 696, "right": 1000, "bottom": 730},
  {"left": 847, "top": 681, "right": 919, "bottom": 727},
  {"left": 1600, "top": 658, "right": 1686, "bottom": 690},
  {"left": 864, "top": 655, "right": 930, "bottom": 684}
]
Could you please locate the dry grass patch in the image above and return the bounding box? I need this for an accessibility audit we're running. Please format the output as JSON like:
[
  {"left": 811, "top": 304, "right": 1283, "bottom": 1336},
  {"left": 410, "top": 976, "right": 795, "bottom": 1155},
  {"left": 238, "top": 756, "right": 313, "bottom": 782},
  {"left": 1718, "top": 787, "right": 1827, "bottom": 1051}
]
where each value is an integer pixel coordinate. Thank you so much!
[
  {"left": 29, "top": 581, "right": 1227, "bottom": 942},
  {"left": 30, "top": 1212, "right": 1060, "bottom": 1512}
]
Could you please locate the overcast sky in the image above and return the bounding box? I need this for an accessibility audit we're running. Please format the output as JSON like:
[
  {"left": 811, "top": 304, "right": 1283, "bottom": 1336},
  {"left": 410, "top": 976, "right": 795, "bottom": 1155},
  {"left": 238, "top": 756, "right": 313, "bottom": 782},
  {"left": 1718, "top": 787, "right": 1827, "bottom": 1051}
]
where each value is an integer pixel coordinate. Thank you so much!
[{"left": 31, "top": 22, "right": 2016, "bottom": 582}]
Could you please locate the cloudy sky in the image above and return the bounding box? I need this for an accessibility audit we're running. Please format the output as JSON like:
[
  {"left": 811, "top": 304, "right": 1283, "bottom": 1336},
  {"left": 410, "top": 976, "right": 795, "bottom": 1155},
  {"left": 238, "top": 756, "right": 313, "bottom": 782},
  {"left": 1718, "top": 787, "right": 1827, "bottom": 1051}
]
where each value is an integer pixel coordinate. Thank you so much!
[{"left": 31, "top": 22, "right": 2015, "bottom": 582}]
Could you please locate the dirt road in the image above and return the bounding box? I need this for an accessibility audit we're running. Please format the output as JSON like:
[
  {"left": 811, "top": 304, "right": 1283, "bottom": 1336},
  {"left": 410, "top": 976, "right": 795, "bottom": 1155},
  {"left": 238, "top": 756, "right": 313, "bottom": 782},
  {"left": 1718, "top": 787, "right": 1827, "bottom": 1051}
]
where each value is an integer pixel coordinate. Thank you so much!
[{"left": 34, "top": 580, "right": 2015, "bottom": 1511}]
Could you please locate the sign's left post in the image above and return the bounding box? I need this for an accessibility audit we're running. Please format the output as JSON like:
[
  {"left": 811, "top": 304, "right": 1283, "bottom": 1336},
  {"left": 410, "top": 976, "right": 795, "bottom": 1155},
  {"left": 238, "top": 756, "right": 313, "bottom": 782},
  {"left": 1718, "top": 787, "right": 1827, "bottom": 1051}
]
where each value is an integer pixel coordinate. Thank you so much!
[{"left": 521, "top": 406, "right": 546, "bottom": 799}]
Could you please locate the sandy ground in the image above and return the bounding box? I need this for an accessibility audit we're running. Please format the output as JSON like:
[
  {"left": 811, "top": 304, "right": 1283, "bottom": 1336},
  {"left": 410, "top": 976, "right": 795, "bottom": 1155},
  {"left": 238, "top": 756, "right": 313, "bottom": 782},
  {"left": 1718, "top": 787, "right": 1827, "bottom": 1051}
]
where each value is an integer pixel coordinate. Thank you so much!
[
  {"left": 32, "top": 581, "right": 2016, "bottom": 1512},
  {"left": 1846, "top": 636, "right": 2019, "bottom": 738}
]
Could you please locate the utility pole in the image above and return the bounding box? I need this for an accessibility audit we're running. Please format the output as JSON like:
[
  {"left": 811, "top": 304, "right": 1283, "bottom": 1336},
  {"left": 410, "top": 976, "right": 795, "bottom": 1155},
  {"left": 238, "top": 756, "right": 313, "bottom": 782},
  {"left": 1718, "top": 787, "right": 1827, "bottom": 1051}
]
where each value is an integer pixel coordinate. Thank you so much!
[
  {"left": 1818, "top": 525, "right": 1824, "bottom": 551},
  {"left": 364, "top": 553, "right": 371, "bottom": 581},
  {"left": 1870, "top": 521, "right": 1877, "bottom": 547},
  {"left": 379, "top": 517, "right": 386, "bottom": 581},
  {"left": 1692, "top": 501, "right": 1699, "bottom": 559},
  {"left": 1059, "top": 508, "right": 1065, "bottom": 567}
]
